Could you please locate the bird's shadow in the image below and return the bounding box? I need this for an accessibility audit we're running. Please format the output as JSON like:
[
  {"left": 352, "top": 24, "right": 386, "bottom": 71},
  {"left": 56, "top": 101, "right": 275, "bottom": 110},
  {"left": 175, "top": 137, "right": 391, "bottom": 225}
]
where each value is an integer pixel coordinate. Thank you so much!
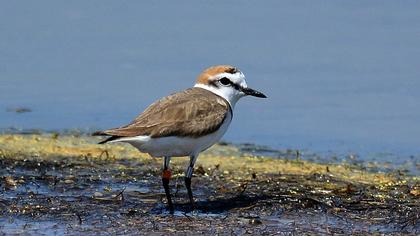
[{"left": 173, "top": 194, "right": 270, "bottom": 214}]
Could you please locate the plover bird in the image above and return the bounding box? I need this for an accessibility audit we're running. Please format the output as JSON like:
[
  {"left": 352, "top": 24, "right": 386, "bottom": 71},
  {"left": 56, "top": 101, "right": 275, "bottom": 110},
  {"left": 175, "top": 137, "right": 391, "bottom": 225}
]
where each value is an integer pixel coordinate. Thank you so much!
[{"left": 93, "top": 65, "right": 266, "bottom": 213}]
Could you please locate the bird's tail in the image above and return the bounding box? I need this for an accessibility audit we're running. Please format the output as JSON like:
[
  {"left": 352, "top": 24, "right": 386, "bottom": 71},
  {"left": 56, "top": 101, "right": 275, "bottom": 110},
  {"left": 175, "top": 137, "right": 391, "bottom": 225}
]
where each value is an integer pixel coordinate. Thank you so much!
[{"left": 92, "top": 131, "right": 120, "bottom": 144}]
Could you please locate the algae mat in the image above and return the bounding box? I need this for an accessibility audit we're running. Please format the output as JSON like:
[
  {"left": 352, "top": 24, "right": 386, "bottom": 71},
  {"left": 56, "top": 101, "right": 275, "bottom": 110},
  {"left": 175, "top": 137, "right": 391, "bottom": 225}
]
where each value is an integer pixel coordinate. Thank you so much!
[{"left": 0, "top": 134, "right": 419, "bottom": 235}]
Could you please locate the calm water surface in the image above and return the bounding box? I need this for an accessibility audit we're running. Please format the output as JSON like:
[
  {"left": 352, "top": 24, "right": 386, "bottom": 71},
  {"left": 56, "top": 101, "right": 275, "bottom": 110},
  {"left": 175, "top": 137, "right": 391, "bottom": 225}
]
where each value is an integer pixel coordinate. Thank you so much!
[{"left": 1, "top": 1, "right": 420, "bottom": 165}]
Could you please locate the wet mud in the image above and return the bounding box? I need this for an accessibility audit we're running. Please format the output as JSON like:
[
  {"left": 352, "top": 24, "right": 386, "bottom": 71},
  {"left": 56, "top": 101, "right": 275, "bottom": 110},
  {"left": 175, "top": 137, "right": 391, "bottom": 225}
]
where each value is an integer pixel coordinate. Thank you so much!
[{"left": 0, "top": 134, "right": 419, "bottom": 235}]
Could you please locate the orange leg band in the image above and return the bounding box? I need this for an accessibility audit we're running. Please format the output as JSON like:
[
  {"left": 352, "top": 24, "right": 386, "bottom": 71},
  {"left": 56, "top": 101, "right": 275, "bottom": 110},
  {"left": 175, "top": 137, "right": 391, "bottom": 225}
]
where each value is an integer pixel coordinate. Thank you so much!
[{"left": 162, "top": 169, "right": 172, "bottom": 179}]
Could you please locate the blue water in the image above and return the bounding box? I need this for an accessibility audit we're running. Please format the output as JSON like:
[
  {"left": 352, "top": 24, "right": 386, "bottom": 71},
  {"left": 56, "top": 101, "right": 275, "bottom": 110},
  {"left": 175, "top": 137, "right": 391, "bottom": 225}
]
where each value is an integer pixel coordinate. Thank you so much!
[{"left": 1, "top": 1, "right": 420, "bottom": 164}]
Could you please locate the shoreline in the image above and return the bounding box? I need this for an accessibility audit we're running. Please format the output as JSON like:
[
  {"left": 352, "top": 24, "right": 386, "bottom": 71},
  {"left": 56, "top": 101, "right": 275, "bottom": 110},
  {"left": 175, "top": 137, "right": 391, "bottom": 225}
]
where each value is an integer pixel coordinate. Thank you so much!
[
  {"left": 1, "top": 128, "right": 418, "bottom": 175},
  {"left": 0, "top": 134, "right": 419, "bottom": 234}
]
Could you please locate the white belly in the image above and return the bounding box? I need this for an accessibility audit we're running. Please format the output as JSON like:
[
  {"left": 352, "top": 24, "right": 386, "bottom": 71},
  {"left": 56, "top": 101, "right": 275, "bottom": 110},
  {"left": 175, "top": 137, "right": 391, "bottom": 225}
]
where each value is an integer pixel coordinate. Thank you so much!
[{"left": 112, "top": 111, "right": 232, "bottom": 157}]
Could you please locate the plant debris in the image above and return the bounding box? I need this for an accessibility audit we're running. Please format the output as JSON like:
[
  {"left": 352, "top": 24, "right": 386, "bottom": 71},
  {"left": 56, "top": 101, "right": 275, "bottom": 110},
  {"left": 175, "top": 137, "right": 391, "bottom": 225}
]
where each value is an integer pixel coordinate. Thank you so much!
[
  {"left": 6, "top": 107, "right": 32, "bottom": 114},
  {"left": 0, "top": 134, "right": 419, "bottom": 234}
]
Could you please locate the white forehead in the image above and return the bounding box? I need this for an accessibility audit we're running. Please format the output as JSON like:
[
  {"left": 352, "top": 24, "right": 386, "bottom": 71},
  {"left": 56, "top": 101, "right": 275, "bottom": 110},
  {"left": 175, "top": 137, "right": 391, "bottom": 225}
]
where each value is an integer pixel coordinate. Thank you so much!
[{"left": 212, "top": 71, "right": 248, "bottom": 88}]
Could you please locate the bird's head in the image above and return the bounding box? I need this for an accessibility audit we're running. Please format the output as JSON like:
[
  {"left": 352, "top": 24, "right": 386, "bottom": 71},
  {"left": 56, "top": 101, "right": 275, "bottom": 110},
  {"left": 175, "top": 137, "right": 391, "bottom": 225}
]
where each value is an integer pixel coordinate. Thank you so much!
[{"left": 194, "top": 65, "right": 267, "bottom": 108}]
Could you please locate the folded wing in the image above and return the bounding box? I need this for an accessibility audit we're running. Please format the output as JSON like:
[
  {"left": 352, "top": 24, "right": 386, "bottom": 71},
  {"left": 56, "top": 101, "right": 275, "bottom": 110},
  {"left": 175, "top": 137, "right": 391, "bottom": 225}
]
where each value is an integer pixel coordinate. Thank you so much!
[{"left": 93, "top": 88, "right": 231, "bottom": 142}]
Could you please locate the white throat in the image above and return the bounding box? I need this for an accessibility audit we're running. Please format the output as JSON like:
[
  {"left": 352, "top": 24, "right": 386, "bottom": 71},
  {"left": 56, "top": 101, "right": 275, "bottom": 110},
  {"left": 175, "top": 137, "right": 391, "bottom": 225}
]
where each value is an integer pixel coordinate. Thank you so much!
[{"left": 194, "top": 83, "right": 241, "bottom": 109}]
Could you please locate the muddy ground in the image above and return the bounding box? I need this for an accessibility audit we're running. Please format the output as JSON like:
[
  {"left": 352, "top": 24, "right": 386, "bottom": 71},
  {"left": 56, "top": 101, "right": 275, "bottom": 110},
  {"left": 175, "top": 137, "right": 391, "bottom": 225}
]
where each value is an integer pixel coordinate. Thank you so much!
[{"left": 0, "top": 134, "right": 419, "bottom": 235}]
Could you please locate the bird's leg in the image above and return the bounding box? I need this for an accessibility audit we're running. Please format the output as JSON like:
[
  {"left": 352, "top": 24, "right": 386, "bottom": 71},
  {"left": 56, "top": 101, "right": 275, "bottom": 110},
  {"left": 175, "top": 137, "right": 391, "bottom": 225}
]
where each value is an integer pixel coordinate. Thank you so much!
[
  {"left": 162, "top": 156, "right": 174, "bottom": 214},
  {"left": 185, "top": 154, "right": 198, "bottom": 209}
]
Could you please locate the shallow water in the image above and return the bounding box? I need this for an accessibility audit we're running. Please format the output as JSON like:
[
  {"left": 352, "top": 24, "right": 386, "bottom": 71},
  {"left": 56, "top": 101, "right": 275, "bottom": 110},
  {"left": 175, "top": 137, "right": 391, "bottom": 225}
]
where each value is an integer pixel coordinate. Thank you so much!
[
  {"left": 1, "top": 151, "right": 418, "bottom": 235},
  {"left": 1, "top": 1, "right": 420, "bottom": 162}
]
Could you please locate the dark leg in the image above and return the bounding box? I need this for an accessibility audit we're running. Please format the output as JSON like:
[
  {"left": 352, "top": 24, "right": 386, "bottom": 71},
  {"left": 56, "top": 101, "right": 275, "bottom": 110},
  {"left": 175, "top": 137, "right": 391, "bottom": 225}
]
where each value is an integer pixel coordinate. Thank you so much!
[
  {"left": 162, "top": 177, "right": 174, "bottom": 213},
  {"left": 184, "top": 176, "right": 194, "bottom": 207},
  {"left": 185, "top": 154, "right": 198, "bottom": 208},
  {"left": 162, "top": 156, "right": 174, "bottom": 214}
]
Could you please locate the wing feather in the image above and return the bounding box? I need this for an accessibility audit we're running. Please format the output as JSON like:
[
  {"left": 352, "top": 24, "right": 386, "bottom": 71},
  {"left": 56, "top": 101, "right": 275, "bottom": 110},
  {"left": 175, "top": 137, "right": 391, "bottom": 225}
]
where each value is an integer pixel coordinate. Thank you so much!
[{"left": 94, "top": 88, "right": 230, "bottom": 139}]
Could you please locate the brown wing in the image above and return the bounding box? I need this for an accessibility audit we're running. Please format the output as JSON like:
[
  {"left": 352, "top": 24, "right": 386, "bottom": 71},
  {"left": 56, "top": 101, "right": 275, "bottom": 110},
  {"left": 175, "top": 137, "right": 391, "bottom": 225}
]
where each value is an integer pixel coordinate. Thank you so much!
[{"left": 95, "top": 87, "right": 231, "bottom": 139}]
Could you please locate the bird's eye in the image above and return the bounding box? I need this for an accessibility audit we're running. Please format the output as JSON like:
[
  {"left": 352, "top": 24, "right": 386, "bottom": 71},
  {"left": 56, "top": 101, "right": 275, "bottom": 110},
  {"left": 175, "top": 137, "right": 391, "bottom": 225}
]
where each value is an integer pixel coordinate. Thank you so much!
[{"left": 219, "top": 77, "right": 231, "bottom": 86}]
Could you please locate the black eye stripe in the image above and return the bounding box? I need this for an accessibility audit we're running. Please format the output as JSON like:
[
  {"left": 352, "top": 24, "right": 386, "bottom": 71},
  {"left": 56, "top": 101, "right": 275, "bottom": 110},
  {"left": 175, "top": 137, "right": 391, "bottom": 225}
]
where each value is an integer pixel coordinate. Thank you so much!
[
  {"left": 209, "top": 77, "right": 241, "bottom": 91},
  {"left": 219, "top": 77, "right": 241, "bottom": 90},
  {"left": 208, "top": 80, "right": 220, "bottom": 88},
  {"left": 231, "top": 82, "right": 240, "bottom": 90}
]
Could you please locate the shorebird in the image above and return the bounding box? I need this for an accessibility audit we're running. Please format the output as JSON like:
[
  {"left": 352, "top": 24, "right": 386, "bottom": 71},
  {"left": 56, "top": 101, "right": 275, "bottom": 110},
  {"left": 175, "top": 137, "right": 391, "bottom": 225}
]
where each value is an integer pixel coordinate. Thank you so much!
[{"left": 93, "top": 65, "right": 266, "bottom": 213}]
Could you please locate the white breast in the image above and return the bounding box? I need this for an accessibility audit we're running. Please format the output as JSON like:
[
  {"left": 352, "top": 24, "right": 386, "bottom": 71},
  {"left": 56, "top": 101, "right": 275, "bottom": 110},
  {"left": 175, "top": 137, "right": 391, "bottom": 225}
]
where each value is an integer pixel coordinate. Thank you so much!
[{"left": 112, "top": 111, "right": 232, "bottom": 157}]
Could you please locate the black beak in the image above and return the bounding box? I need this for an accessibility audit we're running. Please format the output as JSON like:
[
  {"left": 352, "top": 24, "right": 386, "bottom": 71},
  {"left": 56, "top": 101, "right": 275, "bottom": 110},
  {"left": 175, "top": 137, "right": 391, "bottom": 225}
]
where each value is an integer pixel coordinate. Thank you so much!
[{"left": 241, "top": 87, "right": 267, "bottom": 98}]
